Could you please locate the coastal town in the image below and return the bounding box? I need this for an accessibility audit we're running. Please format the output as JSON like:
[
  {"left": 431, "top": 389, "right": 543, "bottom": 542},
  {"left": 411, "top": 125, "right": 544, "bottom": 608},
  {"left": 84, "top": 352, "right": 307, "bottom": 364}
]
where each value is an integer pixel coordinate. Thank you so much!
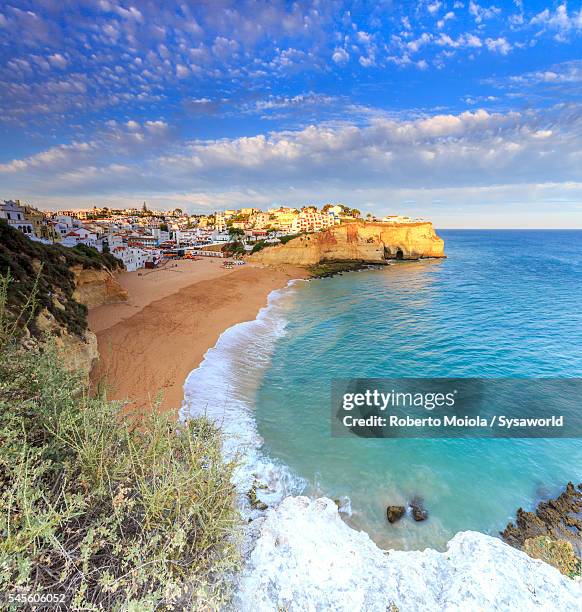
[{"left": 1, "top": 199, "right": 423, "bottom": 272}]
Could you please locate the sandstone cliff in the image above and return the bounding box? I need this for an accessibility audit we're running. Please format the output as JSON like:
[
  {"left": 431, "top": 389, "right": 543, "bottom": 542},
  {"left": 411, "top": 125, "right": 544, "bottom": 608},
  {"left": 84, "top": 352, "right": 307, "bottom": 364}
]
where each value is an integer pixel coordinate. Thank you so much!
[
  {"left": 34, "top": 307, "right": 99, "bottom": 375},
  {"left": 248, "top": 221, "right": 445, "bottom": 266},
  {"left": 72, "top": 265, "right": 128, "bottom": 309},
  {"left": 1, "top": 220, "right": 126, "bottom": 375}
]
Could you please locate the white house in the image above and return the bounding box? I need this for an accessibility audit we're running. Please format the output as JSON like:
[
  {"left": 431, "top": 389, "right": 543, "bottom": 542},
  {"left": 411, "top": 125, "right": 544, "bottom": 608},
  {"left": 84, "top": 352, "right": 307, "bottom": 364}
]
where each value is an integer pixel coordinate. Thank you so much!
[
  {"left": 61, "top": 228, "right": 101, "bottom": 250},
  {"left": 111, "top": 246, "right": 150, "bottom": 272}
]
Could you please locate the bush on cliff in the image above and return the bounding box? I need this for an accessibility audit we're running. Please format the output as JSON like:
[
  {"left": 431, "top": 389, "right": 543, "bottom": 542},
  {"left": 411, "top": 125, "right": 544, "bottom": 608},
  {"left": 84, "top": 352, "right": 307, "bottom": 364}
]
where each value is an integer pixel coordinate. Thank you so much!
[
  {"left": 0, "top": 221, "right": 122, "bottom": 338},
  {"left": 0, "top": 275, "right": 241, "bottom": 610}
]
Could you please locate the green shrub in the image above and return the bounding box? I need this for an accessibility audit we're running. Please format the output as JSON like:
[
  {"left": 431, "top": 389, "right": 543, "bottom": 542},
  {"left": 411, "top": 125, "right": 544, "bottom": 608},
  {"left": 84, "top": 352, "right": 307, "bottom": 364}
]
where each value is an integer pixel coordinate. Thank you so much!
[
  {"left": 279, "top": 233, "right": 300, "bottom": 244},
  {"left": 251, "top": 240, "right": 267, "bottom": 254},
  {"left": 0, "top": 277, "right": 241, "bottom": 610}
]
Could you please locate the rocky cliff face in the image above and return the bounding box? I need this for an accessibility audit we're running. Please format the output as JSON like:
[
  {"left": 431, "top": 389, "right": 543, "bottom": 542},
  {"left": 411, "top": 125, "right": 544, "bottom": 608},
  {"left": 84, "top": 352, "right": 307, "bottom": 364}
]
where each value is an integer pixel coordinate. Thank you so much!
[
  {"left": 236, "top": 496, "right": 580, "bottom": 611},
  {"left": 1, "top": 220, "right": 127, "bottom": 375},
  {"left": 72, "top": 265, "right": 128, "bottom": 309},
  {"left": 248, "top": 221, "right": 445, "bottom": 266}
]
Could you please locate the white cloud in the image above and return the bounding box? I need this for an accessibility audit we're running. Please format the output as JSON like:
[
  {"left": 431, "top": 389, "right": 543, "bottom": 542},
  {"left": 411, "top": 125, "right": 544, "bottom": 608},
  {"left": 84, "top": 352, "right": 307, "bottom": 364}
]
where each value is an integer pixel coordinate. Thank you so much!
[
  {"left": 48, "top": 53, "right": 67, "bottom": 69},
  {"left": 485, "top": 37, "right": 511, "bottom": 54},
  {"left": 176, "top": 64, "right": 189, "bottom": 78},
  {"left": 427, "top": 2, "right": 443, "bottom": 16},
  {"left": 530, "top": 4, "right": 582, "bottom": 40},
  {"left": 469, "top": 1, "right": 501, "bottom": 23},
  {"left": 332, "top": 47, "right": 349, "bottom": 64}
]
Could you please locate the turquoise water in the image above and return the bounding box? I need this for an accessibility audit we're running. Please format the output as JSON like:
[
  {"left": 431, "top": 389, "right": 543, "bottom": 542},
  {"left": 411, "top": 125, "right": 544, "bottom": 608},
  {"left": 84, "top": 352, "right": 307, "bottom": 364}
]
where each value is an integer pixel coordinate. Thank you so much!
[{"left": 253, "top": 230, "right": 582, "bottom": 550}]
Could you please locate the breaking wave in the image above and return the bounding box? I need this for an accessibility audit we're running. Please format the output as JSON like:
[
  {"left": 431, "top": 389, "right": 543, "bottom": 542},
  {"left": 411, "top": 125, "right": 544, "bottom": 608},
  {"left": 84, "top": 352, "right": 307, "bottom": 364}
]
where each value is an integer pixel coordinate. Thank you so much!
[{"left": 179, "top": 280, "right": 307, "bottom": 511}]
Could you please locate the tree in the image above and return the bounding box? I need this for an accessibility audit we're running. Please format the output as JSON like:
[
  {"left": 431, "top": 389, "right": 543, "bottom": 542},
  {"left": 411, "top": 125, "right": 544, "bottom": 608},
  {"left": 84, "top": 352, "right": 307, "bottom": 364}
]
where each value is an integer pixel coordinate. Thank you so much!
[
  {"left": 352, "top": 209, "right": 361, "bottom": 218},
  {"left": 228, "top": 227, "right": 245, "bottom": 240}
]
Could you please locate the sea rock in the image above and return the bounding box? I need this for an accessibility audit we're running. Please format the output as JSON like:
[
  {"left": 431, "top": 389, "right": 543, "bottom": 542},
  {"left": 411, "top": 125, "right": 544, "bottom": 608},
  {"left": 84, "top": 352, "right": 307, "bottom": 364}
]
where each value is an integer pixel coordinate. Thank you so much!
[
  {"left": 501, "top": 482, "right": 582, "bottom": 577},
  {"left": 501, "top": 482, "right": 582, "bottom": 548},
  {"left": 410, "top": 498, "right": 428, "bottom": 522},
  {"left": 386, "top": 505, "right": 405, "bottom": 523},
  {"left": 248, "top": 221, "right": 445, "bottom": 266},
  {"left": 235, "top": 496, "right": 579, "bottom": 611},
  {"left": 247, "top": 483, "right": 268, "bottom": 511}
]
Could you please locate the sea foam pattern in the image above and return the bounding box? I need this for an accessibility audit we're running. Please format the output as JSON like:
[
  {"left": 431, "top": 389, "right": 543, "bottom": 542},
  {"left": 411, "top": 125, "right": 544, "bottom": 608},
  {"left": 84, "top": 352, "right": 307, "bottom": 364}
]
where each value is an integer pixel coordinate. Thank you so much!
[{"left": 179, "top": 281, "right": 307, "bottom": 509}]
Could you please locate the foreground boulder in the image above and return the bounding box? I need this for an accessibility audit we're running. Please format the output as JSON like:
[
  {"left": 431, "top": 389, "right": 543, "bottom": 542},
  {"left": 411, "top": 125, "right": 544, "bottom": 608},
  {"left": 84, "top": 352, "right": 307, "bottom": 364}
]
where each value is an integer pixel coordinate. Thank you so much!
[
  {"left": 386, "top": 505, "right": 406, "bottom": 523},
  {"left": 236, "top": 496, "right": 580, "bottom": 611}
]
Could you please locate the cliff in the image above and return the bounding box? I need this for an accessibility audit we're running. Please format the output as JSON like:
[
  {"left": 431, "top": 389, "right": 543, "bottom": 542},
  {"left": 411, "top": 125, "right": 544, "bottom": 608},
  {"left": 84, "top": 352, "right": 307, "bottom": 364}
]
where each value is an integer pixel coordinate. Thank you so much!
[
  {"left": 236, "top": 496, "right": 580, "bottom": 611},
  {"left": 0, "top": 221, "right": 126, "bottom": 373},
  {"left": 72, "top": 265, "right": 128, "bottom": 309},
  {"left": 248, "top": 221, "right": 445, "bottom": 266}
]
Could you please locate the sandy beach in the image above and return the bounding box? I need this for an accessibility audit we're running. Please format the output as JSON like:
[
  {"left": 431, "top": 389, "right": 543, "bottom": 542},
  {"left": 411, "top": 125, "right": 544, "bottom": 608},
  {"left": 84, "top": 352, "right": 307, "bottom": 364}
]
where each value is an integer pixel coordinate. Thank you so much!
[{"left": 89, "top": 260, "right": 306, "bottom": 418}]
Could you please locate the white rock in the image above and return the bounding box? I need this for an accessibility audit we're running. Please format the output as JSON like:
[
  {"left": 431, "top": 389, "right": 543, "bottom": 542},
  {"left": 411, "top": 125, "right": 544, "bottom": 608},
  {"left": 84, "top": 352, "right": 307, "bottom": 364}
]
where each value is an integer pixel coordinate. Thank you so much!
[{"left": 236, "top": 496, "right": 581, "bottom": 612}]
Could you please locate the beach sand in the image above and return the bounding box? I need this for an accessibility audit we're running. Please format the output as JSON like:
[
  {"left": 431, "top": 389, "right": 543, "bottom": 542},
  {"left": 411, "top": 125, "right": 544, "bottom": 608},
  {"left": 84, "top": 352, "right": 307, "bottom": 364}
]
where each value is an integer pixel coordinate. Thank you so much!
[{"left": 89, "top": 260, "right": 306, "bottom": 418}]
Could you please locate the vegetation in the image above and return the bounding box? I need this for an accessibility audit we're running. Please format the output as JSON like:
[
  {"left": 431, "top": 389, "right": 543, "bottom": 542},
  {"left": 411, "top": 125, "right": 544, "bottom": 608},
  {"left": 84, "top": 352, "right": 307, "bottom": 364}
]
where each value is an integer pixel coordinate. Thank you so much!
[
  {"left": 227, "top": 227, "right": 245, "bottom": 240},
  {"left": 279, "top": 233, "right": 301, "bottom": 245},
  {"left": 523, "top": 537, "right": 581, "bottom": 579},
  {"left": 321, "top": 204, "right": 361, "bottom": 217},
  {"left": 0, "top": 275, "right": 241, "bottom": 610},
  {"left": 0, "top": 221, "right": 122, "bottom": 338},
  {"left": 251, "top": 240, "right": 268, "bottom": 254},
  {"left": 221, "top": 239, "right": 246, "bottom": 257}
]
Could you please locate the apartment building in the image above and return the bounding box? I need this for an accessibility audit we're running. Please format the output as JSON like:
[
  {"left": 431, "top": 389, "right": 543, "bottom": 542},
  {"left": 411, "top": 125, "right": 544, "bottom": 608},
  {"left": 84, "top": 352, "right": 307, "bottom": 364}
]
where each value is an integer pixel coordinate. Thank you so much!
[{"left": 291, "top": 208, "right": 336, "bottom": 233}]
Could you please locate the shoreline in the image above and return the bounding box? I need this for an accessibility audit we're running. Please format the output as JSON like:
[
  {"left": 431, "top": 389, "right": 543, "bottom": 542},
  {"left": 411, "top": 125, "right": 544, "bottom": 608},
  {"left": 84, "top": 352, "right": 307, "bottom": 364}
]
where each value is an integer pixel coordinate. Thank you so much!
[{"left": 90, "top": 262, "right": 307, "bottom": 418}]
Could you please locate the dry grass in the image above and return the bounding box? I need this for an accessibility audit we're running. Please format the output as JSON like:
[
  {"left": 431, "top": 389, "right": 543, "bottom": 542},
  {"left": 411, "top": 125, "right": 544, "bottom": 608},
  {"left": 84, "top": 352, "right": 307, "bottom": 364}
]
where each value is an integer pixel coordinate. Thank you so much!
[{"left": 0, "top": 275, "right": 241, "bottom": 610}]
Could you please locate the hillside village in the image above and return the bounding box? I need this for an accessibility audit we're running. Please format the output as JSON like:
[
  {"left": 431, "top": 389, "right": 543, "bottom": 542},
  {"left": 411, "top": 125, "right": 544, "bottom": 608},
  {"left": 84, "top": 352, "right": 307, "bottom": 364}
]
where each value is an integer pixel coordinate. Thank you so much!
[{"left": 1, "top": 199, "right": 423, "bottom": 272}]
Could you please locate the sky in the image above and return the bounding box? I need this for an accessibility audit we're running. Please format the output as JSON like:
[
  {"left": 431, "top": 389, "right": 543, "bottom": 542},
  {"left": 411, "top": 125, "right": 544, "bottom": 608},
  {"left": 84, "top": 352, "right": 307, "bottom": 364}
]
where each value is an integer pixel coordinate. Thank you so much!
[{"left": 0, "top": 1, "right": 581, "bottom": 227}]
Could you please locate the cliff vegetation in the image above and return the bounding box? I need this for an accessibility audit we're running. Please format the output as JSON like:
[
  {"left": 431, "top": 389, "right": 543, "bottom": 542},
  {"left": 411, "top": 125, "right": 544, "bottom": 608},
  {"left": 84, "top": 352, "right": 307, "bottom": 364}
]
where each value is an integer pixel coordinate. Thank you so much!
[
  {"left": 0, "top": 220, "right": 122, "bottom": 338},
  {"left": 0, "top": 275, "right": 241, "bottom": 609}
]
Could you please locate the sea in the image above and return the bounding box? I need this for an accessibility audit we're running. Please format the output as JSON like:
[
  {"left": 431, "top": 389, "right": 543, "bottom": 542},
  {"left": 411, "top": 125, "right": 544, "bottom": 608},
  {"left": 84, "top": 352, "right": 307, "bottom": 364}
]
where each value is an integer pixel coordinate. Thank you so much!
[{"left": 182, "top": 230, "right": 582, "bottom": 551}]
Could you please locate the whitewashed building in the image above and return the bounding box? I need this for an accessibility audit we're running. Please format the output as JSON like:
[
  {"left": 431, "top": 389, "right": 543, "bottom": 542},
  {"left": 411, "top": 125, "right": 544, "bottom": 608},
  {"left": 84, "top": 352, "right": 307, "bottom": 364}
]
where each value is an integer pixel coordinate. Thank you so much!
[{"left": 0, "top": 200, "right": 34, "bottom": 235}]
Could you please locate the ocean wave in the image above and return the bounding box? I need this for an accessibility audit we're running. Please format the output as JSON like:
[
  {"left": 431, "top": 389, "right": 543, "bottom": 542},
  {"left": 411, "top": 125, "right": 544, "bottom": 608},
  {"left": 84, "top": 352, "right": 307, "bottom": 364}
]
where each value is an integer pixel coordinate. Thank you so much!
[{"left": 179, "top": 280, "right": 307, "bottom": 510}]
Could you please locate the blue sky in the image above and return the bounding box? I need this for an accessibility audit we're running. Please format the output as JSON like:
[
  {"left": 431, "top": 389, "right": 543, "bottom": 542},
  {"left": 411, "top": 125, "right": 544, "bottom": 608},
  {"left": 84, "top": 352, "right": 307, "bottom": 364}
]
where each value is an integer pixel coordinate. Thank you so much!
[{"left": 0, "top": 0, "right": 581, "bottom": 227}]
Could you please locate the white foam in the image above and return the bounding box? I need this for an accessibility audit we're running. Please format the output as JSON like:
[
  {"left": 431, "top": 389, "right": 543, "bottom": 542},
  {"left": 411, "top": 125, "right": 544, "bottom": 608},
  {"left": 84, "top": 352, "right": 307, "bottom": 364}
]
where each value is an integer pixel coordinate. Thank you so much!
[{"left": 179, "top": 280, "right": 307, "bottom": 511}]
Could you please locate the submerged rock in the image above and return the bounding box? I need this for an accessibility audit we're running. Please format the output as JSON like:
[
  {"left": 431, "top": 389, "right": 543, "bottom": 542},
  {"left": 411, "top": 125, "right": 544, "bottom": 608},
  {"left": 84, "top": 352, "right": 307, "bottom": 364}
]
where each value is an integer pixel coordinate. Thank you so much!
[
  {"left": 236, "top": 496, "right": 579, "bottom": 611},
  {"left": 386, "top": 505, "right": 406, "bottom": 524},
  {"left": 409, "top": 498, "right": 428, "bottom": 522},
  {"left": 247, "top": 483, "right": 268, "bottom": 511}
]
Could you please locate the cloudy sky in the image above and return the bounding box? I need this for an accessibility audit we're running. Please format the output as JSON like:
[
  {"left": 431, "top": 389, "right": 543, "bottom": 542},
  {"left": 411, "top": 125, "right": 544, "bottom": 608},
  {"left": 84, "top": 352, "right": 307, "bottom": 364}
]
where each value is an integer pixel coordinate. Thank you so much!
[{"left": 1, "top": 0, "right": 581, "bottom": 227}]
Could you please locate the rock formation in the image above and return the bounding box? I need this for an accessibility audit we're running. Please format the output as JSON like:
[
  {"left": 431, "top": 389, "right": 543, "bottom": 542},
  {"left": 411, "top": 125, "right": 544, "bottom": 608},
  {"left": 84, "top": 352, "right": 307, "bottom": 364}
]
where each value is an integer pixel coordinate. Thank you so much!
[
  {"left": 0, "top": 220, "right": 126, "bottom": 375},
  {"left": 236, "top": 496, "right": 580, "bottom": 611},
  {"left": 248, "top": 221, "right": 445, "bottom": 266},
  {"left": 34, "top": 306, "right": 99, "bottom": 375},
  {"left": 72, "top": 265, "right": 128, "bottom": 308},
  {"left": 502, "top": 482, "right": 582, "bottom": 576},
  {"left": 386, "top": 505, "right": 405, "bottom": 523},
  {"left": 410, "top": 498, "right": 428, "bottom": 522}
]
